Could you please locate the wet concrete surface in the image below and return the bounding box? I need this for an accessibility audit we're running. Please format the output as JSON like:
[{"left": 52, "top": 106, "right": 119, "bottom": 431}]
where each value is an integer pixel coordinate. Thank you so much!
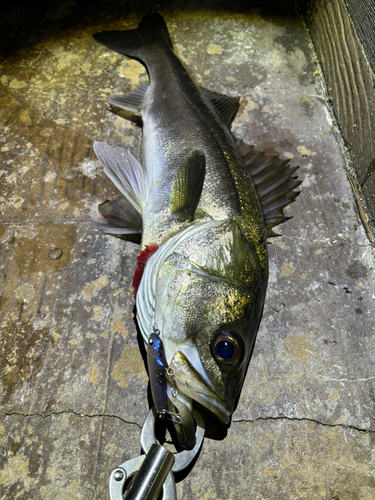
[{"left": 1, "top": 2, "right": 374, "bottom": 499}]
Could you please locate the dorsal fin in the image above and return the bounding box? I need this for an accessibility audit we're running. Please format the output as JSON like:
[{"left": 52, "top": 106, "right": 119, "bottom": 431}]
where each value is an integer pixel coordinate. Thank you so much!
[
  {"left": 235, "top": 138, "right": 302, "bottom": 237},
  {"left": 200, "top": 88, "right": 240, "bottom": 126}
]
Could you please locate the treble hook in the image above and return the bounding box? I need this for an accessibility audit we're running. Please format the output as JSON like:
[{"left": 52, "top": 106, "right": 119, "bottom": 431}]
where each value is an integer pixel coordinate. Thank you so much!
[{"left": 108, "top": 408, "right": 205, "bottom": 500}]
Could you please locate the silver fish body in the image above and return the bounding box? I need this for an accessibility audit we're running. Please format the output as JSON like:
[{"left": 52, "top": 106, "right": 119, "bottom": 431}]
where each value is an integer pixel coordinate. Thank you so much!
[
  {"left": 93, "top": 14, "right": 300, "bottom": 449},
  {"left": 139, "top": 41, "right": 264, "bottom": 244}
]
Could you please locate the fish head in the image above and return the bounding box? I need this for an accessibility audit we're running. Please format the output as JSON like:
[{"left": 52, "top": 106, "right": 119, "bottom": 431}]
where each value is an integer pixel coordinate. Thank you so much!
[{"left": 138, "top": 219, "right": 267, "bottom": 449}]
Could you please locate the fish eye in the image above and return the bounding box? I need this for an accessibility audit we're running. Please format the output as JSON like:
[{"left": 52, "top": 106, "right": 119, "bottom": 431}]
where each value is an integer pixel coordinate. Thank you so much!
[{"left": 212, "top": 331, "right": 241, "bottom": 364}]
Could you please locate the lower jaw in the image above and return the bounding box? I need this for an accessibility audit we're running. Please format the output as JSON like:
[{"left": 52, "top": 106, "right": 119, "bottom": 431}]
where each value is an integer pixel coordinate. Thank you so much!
[
  {"left": 165, "top": 386, "right": 232, "bottom": 450},
  {"left": 166, "top": 393, "right": 196, "bottom": 450},
  {"left": 192, "top": 400, "right": 232, "bottom": 440},
  {"left": 173, "top": 384, "right": 232, "bottom": 425},
  {"left": 168, "top": 350, "right": 232, "bottom": 424}
]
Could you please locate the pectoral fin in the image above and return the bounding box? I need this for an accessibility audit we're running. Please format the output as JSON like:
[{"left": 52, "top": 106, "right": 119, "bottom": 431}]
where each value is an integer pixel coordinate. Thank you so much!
[{"left": 170, "top": 151, "right": 206, "bottom": 222}]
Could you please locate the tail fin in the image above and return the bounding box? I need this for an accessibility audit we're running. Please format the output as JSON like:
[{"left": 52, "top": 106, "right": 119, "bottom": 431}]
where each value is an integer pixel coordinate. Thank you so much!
[{"left": 93, "top": 13, "right": 172, "bottom": 58}]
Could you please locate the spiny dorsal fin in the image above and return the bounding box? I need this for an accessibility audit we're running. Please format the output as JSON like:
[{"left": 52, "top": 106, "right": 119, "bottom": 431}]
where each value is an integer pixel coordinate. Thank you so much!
[
  {"left": 170, "top": 151, "right": 206, "bottom": 222},
  {"left": 235, "top": 138, "right": 301, "bottom": 237},
  {"left": 201, "top": 88, "right": 240, "bottom": 126}
]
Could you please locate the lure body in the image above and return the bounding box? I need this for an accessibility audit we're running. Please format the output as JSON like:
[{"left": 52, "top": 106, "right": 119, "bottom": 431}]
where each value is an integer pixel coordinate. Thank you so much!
[{"left": 147, "top": 331, "right": 168, "bottom": 415}]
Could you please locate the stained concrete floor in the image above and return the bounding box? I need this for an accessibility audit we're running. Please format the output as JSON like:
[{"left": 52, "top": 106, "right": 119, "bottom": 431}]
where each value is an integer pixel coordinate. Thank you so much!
[{"left": 1, "top": 2, "right": 374, "bottom": 499}]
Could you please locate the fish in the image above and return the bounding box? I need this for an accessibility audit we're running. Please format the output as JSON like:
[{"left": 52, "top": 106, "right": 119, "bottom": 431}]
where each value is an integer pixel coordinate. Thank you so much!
[{"left": 92, "top": 13, "right": 301, "bottom": 449}]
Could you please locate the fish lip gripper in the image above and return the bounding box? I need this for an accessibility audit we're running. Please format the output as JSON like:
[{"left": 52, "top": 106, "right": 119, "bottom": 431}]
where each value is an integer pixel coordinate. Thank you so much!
[{"left": 108, "top": 408, "right": 205, "bottom": 500}]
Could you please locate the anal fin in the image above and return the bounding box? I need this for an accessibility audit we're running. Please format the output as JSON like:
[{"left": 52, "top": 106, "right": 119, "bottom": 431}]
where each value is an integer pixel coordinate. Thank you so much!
[{"left": 107, "top": 82, "right": 149, "bottom": 126}]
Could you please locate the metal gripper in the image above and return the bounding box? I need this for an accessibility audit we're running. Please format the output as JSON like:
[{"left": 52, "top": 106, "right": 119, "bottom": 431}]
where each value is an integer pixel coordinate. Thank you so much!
[{"left": 108, "top": 408, "right": 205, "bottom": 500}]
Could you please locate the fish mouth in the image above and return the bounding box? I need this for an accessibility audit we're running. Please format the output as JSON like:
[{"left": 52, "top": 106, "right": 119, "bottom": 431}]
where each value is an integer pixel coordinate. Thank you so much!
[{"left": 165, "top": 348, "right": 231, "bottom": 449}]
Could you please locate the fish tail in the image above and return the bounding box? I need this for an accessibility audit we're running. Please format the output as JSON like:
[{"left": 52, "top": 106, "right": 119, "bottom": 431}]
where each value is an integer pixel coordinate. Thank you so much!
[{"left": 93, "top": 13, "right": 172, "bottom": 58}]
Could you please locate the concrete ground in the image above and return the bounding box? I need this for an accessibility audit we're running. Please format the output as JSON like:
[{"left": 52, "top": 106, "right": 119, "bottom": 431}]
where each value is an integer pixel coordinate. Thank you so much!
[{"left": 1, "top": 2, "right": 374, "bottom": 499}]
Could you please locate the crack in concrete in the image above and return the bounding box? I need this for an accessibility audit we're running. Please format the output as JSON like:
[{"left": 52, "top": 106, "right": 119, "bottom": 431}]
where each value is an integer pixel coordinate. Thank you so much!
[
  {"left": 317, "top": 376, "right": 375, "bottom": 382},
  {"left": 0, "top": 217, "right": 88, "bottom": 224},
  {"left": 232, "top": 415, "right": 374, "bottom": 434},
  {"left": 0, "top": 410, "right": 142, "bottom": 429},
  {"left": 3, "top": 411, "right": 374, "bottom": 434}
]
